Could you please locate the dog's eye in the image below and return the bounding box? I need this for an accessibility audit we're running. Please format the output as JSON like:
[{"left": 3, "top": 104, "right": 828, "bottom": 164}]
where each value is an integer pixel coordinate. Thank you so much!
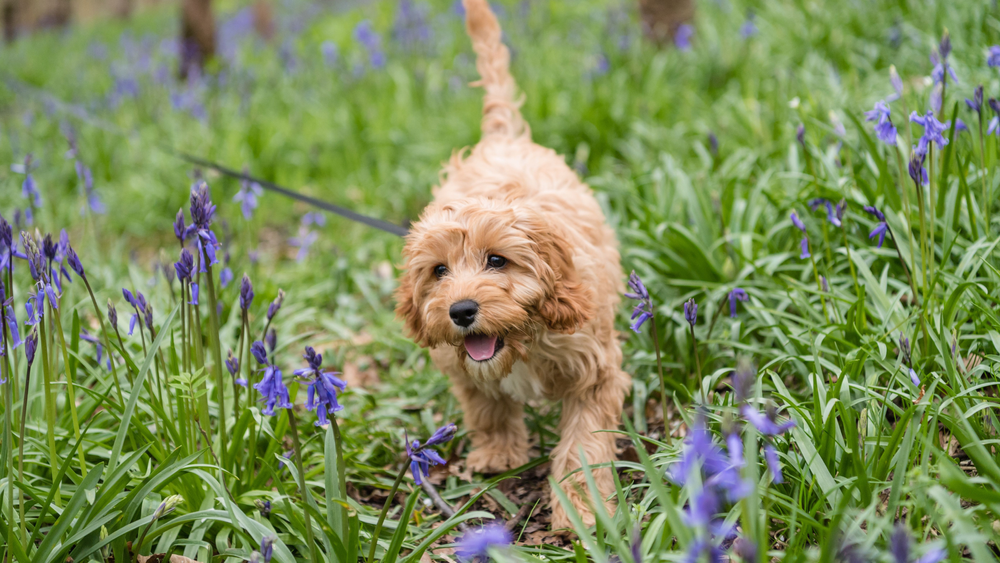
[
  {"left": 433, "top": 264, "right": 449, "bottom": 279},
  {"left": 486, "top": 255, "right": 507, "bottom": 269}
]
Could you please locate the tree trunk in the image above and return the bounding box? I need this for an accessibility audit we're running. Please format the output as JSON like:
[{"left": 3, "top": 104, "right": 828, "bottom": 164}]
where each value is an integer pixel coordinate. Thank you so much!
[
  {"left": 114, "top": 0, "right": 135, "bottom": 19},
  {"left": 2, "top": 0, "right": 17, "bottom": 43},
  {"left": 180, "top": 0, "right": 216, "bottom": 79},
  {"left": 638, "top": 0, "right": 695, "bottom": 46}
]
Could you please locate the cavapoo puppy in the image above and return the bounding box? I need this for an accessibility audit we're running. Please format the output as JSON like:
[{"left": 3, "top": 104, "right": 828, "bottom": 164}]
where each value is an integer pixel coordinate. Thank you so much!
[{"left": 395, "top": 0, "right": 630, "bottom": 529}]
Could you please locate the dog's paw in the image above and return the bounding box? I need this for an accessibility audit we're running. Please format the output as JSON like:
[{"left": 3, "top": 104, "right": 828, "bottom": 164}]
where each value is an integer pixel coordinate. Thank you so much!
[
  {"left": 466, "top": 447, "right": 529, "bottom": 474},
  {"left": 548, "top": 498, "right": 596, "bottom": 532}
]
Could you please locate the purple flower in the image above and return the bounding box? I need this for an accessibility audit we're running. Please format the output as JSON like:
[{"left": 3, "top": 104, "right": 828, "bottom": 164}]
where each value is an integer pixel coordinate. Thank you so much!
[
  {"left": 321, "top": 41, "right": 339, "bottom": 67},
  {"left": 908, "top": 149, "right": 929, "bottom": 186},
  {"left": 728, "top": 288, "right": 748, "bottom": 318},
  {"left": 930, "top": 34, "right": 958, "bottom": 86},
  {"left": 66, "top": 245, "right": 85, "bottom": 279},
  {"left": 683, "top": 298, "right": 697, "bottom": 326},
  {"left": 888, "top": 65, "right": 903, "bottom": 101},
  {"left": 674, "top": 24, "right": 694, "bottom": 51},
  {"left": 255, "top": 364, "right": 293, "bottom": 416},
  {"left": 799, "top": 238, "right": 811, "bottom": 259},
  {"left": 174, "top": 249, "right": 194, "bottom": 281},
  {"left": 24, "top": 328, "right": 38, "bottom": 366},
  {"left": 189, "top": 181, "right": 221, "bottom": 272},
  {"left": 965, "top": 85, "right": 983, "bottom": 116},
  {"left": 869, "top": 222, "right": 888, "bottom": 248},
  {"left": 16, "top": 155, "right": 42, "bottom": 208},
  {"left": 741, "top": 403, "right": 796, "bottom": 436},
  {"left": 763, "top": 443, "right": 783, "bottom": 483},
  {"left": 219, "top": 267, "right": 233, "bottom": 288},
  {"left": 173, "top": 209, "right": 186, "bottom": 243},
  {"left": 930, "top": 84, "right": 943, "bottom": 115},
  {"left": 107, "top": 299, "right": 117, "bottom": 328},
  {"left": 989, "top": 46, "right": 1000, "bottom": 68},
  {"left": 289, "top": 225, "right": 318, "bottom": 262},
  {"left": 295, "top": 346, "right": 347, "bottom": 426},
  {"left": 909, "top": 368, "right": 920, "bottom": 387},
  {"left": 189, "top": 283, "right": 199, "bottom": 306},
  {"left": 267, "top": 289, "right": 286, "bottom": 321},
  {"left": 891, "top": 523, "right": 946, "bottom": 563},
  {"left": 955, "top": 118, "right": 968, "bottom": 133},
  {"left": 670, "top": 415, "right": 750, "bottom": 501},
  {"left": 405, "top": 436, "right": 447, "bottom": 485},
  {"left": 625, "top": 271, "right": 653, "bottom": 333},
  {"left": 790, "top": 211, "right": 806, "bottom": 232},
  {"left": 455, "top": 524, "right": 511, "bottom": 562},
  {"left": 240, "top": 274, "right": 254, "bottom": 311},
  {"left": 909, "top": 110, "right": 950, "bottom": 154},
  {"left": 266, "top": 328, "right": 277, "bottom": 353},
  {"left": 739, "top": 12, "right": 757, "bottom": 39},
  {"left": 864, "top": 100, "right": 891, "bottom": 123},
  {"left": 233, "top": 173, "right": 263, "bottom": 220},
  {"left": 731, "top": 363, "right": 755, "bottom": 403},
  {"left": 425, "top": 423, "right": 458, "bottom": 447},
  {"left": 251, "top": 341, "right": 268, "bottom": 364},
  {"left": 796, "top": 124, "right": 805, "bottom": 147},
  {"left": 260, "top": 535, "right": 275, "bottom": 563},
  {"left": 354, "top": 20, "right": 386, "bottom": 69}
]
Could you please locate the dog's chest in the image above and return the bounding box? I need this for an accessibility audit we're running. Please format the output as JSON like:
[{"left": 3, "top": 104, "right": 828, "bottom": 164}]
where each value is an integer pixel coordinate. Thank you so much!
[{"left": 499, "top": 361, "right": 545, "bottom": 402}]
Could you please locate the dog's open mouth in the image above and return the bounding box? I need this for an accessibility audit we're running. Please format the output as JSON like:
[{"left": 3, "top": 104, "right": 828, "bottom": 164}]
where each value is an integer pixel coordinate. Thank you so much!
[{"left": 463, "top": 334, "right": 505, "bottom": 362}]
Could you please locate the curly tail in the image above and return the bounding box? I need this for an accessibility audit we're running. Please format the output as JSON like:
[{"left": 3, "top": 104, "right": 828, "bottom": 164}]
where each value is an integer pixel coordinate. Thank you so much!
[{"left": 463, "top": 0, "right": 529, "bottom": 139}]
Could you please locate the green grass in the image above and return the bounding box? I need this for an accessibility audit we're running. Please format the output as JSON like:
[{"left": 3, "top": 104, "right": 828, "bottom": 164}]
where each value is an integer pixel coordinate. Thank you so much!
[{"left": 1, "top": 0, "right": 1000, "bottom": 560}]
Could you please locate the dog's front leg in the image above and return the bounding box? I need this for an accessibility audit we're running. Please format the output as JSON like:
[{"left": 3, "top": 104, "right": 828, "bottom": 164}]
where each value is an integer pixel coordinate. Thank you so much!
[
  {"left": 548, "top": 371, "right": 626, "bottom": 530},
  {"left": 432, "top": 348, "right": 530, "bottom": 473}
]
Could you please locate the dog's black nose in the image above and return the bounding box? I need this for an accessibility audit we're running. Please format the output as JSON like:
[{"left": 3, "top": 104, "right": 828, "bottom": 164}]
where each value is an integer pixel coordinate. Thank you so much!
[{"left": 449, "top": 300, "right": 479, "bottom": 328}]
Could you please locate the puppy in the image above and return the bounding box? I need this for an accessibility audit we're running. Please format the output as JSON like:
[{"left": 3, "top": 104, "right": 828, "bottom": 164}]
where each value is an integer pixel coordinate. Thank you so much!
[{"left": 395, "top": 0, "right": 630, "bottom": 529}]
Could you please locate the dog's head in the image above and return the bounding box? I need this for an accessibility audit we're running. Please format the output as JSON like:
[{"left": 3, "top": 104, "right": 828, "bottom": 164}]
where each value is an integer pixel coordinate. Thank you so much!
[{"left": 395, "top": 196, "right": 593, "bottom": 381}]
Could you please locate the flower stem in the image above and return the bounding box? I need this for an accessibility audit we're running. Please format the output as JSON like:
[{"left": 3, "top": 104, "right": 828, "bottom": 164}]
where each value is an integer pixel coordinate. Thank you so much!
[
  {"left": 287, "top": 408, "right": 320, "bottom": 562},
  {"left": 808, "top": 253, "right": 829, "bottom": 323},
  {"left": 649, "top": 312, "right": 670, "bottom": 432},
  {"left": 38, "top": 317, "right": 59, "bottom": 487},
  {"left": 1, "top": 310, "right": 17, "bottom": 547},
  {"left": 840, "top": 225, "right": 861, "bottom": 298},
  {"left": 893, "top": 150, "right": 920, "bottom": 289},
  {"left": 688, "top": 323, "right": 702, "bottom": 383},
  {"left": 82, "top": 278, "right": 124, "bottom": 406},
  {"left": 978, "top": 115, "right": 989, "bottom": 235},
  {"left": 202, "top": 262, "right": 227, "bottom": 469},
  {"left": 17, "top": 362, "right": 32, "bottom": 544},
  {"left": 367, "top": 463, "right": 410, "bottom": 563},
  {"left": 927, "top": 145, "right": 936, "bottom": 294}
]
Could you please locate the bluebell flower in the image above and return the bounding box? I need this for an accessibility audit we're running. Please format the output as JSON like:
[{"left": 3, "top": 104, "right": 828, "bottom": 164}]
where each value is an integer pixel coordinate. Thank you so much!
[
  {"left": 255, "top": 499, "right": 271, "bottom": 518},
  {"left": 353, "top": 20, "right": 386, "bottom": 69},
  {"left": 219, "top": 267, "right": 233, "bottom": 289},
  {"left": 674, "top": 24, "right": 694, "bottom": 51},
  {"left": 866, "top": 100, "right": 898, "bottom": 145},
  {"left": 891, "top": 523, "right": 946, "bottom": 563},
  {"left": 15, "top": 155, "right": 42, "bottom": 208},
  {"left": 799, "top": 238, "right": 811, "bottom": 259},
  {"left": 965, "top": 85, "right": 983, "bottom": 116},
  {"left": 909, "top": 110, "right": 950, "bottom": 154},
  {"left": 930, "top": 33, "right": 957, "bottom": 86},
  {"left": 887, "top": 65, "right": 903, "bottom": 102},
  {"left": 909, "top": 368, "right": 920, "bottom": 387},
  {"left": 728, "top": 288, "right": 748, "bottom": 318},
  {"left": 405, "top": 436, "right": 447, "bottom": 485},
  {"left": 682, "top": 539, "right": 725, "bottom": 563},
  {"left": 294, "top": 346, "right": 347, "bottom": 427},
  {"left": 989, "top": 99, "right": 1000, "bottom": 137},
  {"left": 233, "top": 173, "right": 263, "bottom": 220},
  {"left": 763, "top": 443, "right": 783, "bottom": 483},
  {"left": 5, "top": 305, "right": 22, "bottom": 351},
  {"left": 174, "top": 209, "right": 186, "bottom": 243},
  {"left": 625, "top": 271, "right": 653, "bottom": 333},
  {"left": 66, "top": 245, "right": 85, "bottom": 280},
  {"left": 455, "top": 524, "right": 511, "bottom": 562},
  {"left": 289, "top": 224, "right": 318, "bottom": 262},
  {"left": 908, "top": 149, "right": 929, "bottom": 186},
  {"left": 670, "top": 415, "right": 750, "bottom": 501},
  {"left": 267, "top": 289, "right": 286, "bottom": 321},
  {"left": 266, "top": 328, "right": 277, "bottom": 354},
  {"left": 739, "top": 12, "right": 757, "bottom": 39},
  {"left": 188, "top": 181, "right": 220, "bottom": 272},
  {"left": 251, "top": 340, "right": 268, "bottom": 364},
  {"left": 731, "top": 363, "right": 755, "bottom": 403},
  {"left": 740, "top": 403, "right": 796, "bottom": 436},
  {"left": 107, "top": 299, "right": 117, "bottom": 329},
  {"left": 684, "top": 298, "right": 697, "bottom": 326},
  {"left": 393, "top": 0, "right": 432, "bottom": 49},
  {"left": 708, "top": 132, "right": 718, "bottom": 156},
  {"left": 321, "top": 41, "right": 339, "bottom": 67},
  {"left": 259, "top": 535, "right": 275, "bottom": 563},
  {"left": 174, "top": 249, "right": 194, "bottom": 281},
  {"left": 790, "top": 211, "right": 806, "bottom": 232},
  {"left": 189, "top": 284, "right": 199, "bottom": 306},
  {"left": 796, "top": 123, "right": 805, "bottom": 147},
  {"left": 240, "top": 274, "right": 254, "bottom": 312},
  {"left": 930, "top": 84, "right": 943, "bottom": 115},
  {"left": 989, "top": 46, "right": 1000, "bottom": 68},
  {"left": 865, "top": 100, "right": 890, "bottom": 123},
  {"left": 24, "top": 328, "right": 38, "bottom": 367},
  {"left": 955, "top": 118, "right": 968, "bottom": 133},
  {"left": 254, "top": 364, "right": 293, "bottom": 416}
]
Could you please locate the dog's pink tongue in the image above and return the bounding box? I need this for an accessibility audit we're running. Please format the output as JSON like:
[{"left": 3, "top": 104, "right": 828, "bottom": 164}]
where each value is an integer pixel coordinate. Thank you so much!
[{"left": 464, "top": 334, "right": 498, "bottom": 361}]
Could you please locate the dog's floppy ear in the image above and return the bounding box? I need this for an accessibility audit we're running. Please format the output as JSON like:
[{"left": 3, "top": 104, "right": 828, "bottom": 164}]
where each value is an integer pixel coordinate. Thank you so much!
[
  {"left": 394, "top": 264, "right": 427, "bottom": 346},
  {"left": 517, "top": 212, "right": 593, "bottom": 333}
]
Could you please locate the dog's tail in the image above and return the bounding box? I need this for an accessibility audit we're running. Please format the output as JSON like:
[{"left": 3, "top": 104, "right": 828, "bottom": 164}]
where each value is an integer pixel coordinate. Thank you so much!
[{"left": 463, "top": 0, "right": 528, "bottom": 139}]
